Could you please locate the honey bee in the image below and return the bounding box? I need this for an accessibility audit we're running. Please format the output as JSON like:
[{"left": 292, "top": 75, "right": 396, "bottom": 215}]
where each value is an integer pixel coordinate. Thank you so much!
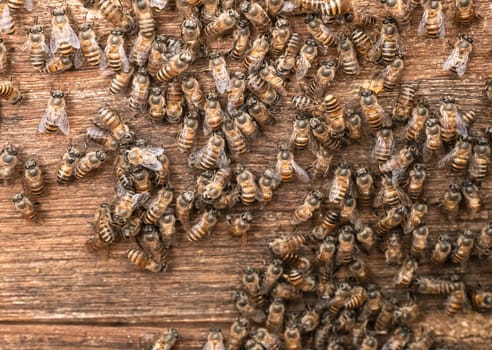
[
  {"left": 470, "top": 285, "right": 492, "bottom": 311},
  {"left": 259, "top": 63, "right": 287, "bottom": 95},
  {"left": 431, "top": 234, "right": 452, "bottom": 264},
  {"left": 292, "top": 190, "right": 323, "bottom": 225},
  {"left": 129, "top": 68, "right": 150, "bottom": 112},
  {"left": 310, "top": 118, "right": 342, "bottom": 151},
  {"left": 147, "top": 87, "right": 166, "bottom": 123},
  {"left": 129, "top": 32, "right": 155, "bottom": 66},
  {"left": 268, "top": 232, "right": 305, "bottom": 257},
  {"left": 443, "top": 34, "right": 473, "bottom": 77},
  {"left": 422, "top": 116, "right": 442, "bottom": 161},
  {"left": 381, "top": 0, "right": 411, "bottom": 24},
  {"left": 150, "top": 328, "right": 179, "bottom": 350},
  {"left": 405, "top": 98, "right": 429, "bottom": 143},
  {"left": 361, "top": 334, "right": 378, "bottom": 350},
  {"left": 349, "top": 257, "right": 371, "bottom": 284},
  {"left": 287, "top": 268, "right": 316, "bottom": 292},
  {"left": 439, "top": 136, "right": 472, "bottom": 172},
  {"left": 461, "top": 179, "right": 481, "bottom": 215},
  {"left": 247, "top": 96, "right": 275, "bottom": 126},
  {"left": 235, "top": 165, "right": 259, "bottom": 205},
  {"left": 372, "top": 128, "right": 394, "bottom": 165},
  {"left": 97, "top": 0, "right": 135, "bottom": 33},
  {"left": 407, "top": 163, "right": 426, "bottom": 201},
  {"left": 92, "top": 202, "right": 116, "bottom": 246},
  {"left": 109, "top": 66, "right": 134, "bottom": 94},
  {"left": 337, "top": 34, "right": 359, "bottom": 76},
  {"left": 295, "top": 39, "right": 318, "bottom": 81},
  {"left": 239, "top": 0, "right": 270, "bottom": 32},
  {"left": 190, "top": 133, "right": 227, "bottom": 170},
  {"left": 203, "top": 10, "right": 238, "bottom": 37},
  {"left": 418, "top": 0, "right": 445, "bottom": 38},
  {"left": 157, "top": 208, "right": 176, "bottom": 244},
  {"left": 0, "top": 79, "right": 21, "bottom": 104},
  {"left": 181, "top": 15, "right": 200, "bottom": 50},
  {"left": 361, "top": 284, "right": 383, "bottom": 318},
  {"left": 226, "top": 212, "right": 252, "bottom": 245},
  {"left": 105, "top": 30, "right": 129, "bottom": 72},
  {"left": 354, "top": 168, "right": 374, "bottom": 208},
  {"left": 455, "top": 0, "right": 477, "bottom": 24},
  {"left": 282, "top": 323, "right": 301, "bottom": 350},
  {"left": 132, "top": 0, "right": 155, "bottom": 38},
  {"left": 356, "top": 224, "right": 376, "bottom": 254},
  {"left": 382, "top": 57, "right": 404, "bottom": 92},
  {"left": 394, "top": 257, "right": 418, "bottom": 287},
  {"left": 12, "top": 193, "right": 37, "bottom": 221},
  {"left": 476, "top": 222, "right": 492, "bottom": 259},
  {"left": 22, "top": 20, "right": 49, "bottom": 71},
  {"left": 7, "top": 0, "right": 32, "bottom": 11},
  {"left": 440, "top": 183, "right": 462, "bottom": 219},
  {"left": 402, "top": 202, "right": 427, "bottom": 235},
  {"left": 38, "top": 90, "right": 69, "bottom": 135},
  {"left": 42, "top": 55, "right": 74, "bottom": 74},
  {"left": 125, "top": 146, "right": 165, "bottom": 172},
  {"left": 209, "top": 52, "right": 231, "bottom": 94},
  {"left": 415, "top": 276, "right": 457, "bottom": 295},
  {"left": 127, "top": 248, "right": 166, "bottom": 272},
  {"left": 141, "top": 187, "right": 173, "bottom": 225},
  {"left": 233, "top": 112, "right": 259, "bottom": 141},
  {"left": 229, "top": 20, "right": 250, "bottom": 60},
  {"left": 323, "top": 94, "right": 346, "bottom": 135},
  {"left": 382, "top": 327, "right": 412, "bottom": 350},
  {"left": 377, "top": 17, "right": 401, "bottom": 65},
  {"left": 336, "top": 227, "right": 356, "bottom": 266},
  {"left": 165, "top": 79, "right": 184, "bottom": 123},
  {"left": 156, "top": 50, "right": 193, "bottom": 82},
  {"left": 445, "top": 282, "right": 467, "bottom": 316},
  {"left": 351, "top": 27, "right": 381, "bottom": 63},
  {"left": 174, "top": 190, "right": 194, "bottom": 230},
  {"left": 187, "top": 209, "right": 218, "bottom": 241},
  {"left": 268, "top": 18, "right": 289, "bottom": 57},
  {"left": 305, "top": 15, "right": 338, "bottom": 50},
  {"left": 451, "top": 229, "right": 474, "bottom": 265},
  {"left": 306, "top": 60, "right": 336, "bottom": 98},
  {"left": 50, "top": 6, "right": 80, "bottom": 56},
  {"left": 315, "top": 235, "right": 336, "bottom": 265},
  {"left": 385, "top": 231, "right": 403, "bottom": 265},
  {"left": 22, "top": 159, "right": 44, "bottom": 198},
  {"left": 0, "top": 1, "right": 15, "bottom": 34},
  {"left": 257, "top": 168, "right": 280, "bottom": 204},
  {"left": 242, "top": 34, "right": 270, "bottom": 73},
  {"left": 74, "top": 149, "right": 106, "bottom": 179},
  {"left": 360, "top": 88, "right": 387, "bottom": 132},
  {"left": 374, "top": 206, "right": 405, "bottom": 236},
  {"left": 147, "top": 35, "right": 167, "bottom": 77},
  {"left": 222, "top": 119, "right": 248, "bottom": 158},
  {"left": 341, "top": 195, "right": 357, "bottom": 224},
  {"left": 202, "top": 168, "right": 229, "bottom": 201},
  {"left": 259, "top": 259, "right": 283, "bottom": 296},
  {"left": 97, "top": 107, "right": 131, "bottom": 141},
  {"left": 204, "top": 94, "right": 224, "bottom": 134},
  {"left": 318, "top": 209, "right": 340, "bottom": 236},
  {"left": 78, "top": 23, "right": 107, "bottom": 69},
  {"left": 113, "top": 190, "right": 150, "bottom": 225},
  {"left": 289, "top": 115, "right": 310, "bottom": 150},
  {"left": 56, "top": 143, "right": 82, "bottom": 184},
  {"left": 180, "top": 73, "right": 204, "bottom": 111},
  {"left": 309, "top": 148, "right": 333, "bottom": 179},
  {"left": 328, "top": 163, "right": 351, "bottom": 206},
  {"left": 375, "top": 299, "right": 396, "bottom": 334},
  {"left": 228, "top": 318, "right": 249, "bottom": 350},
  {"left": 232, "top": 290, "right": 266, "bottom": 323},
  {"left": 130, "top": 166, "right": 152, "bottom": 193},
  {"left": 227, "top": 72, "right": 246, "bottom": 113},
  {"left": 392, "top": 85, "right": 416, "bottom": 123},
  {"left": 342, "top": 285, "right": 367, "bottom": 311},
  {"left": 276, "top": 145, "right": 310, "bottom": 183}
]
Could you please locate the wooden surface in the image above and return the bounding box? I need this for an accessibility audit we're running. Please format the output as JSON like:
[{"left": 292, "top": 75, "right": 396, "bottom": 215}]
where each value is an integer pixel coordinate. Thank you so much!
[{"left": 0, "top": 0, "right": 491, "bottom": 349}]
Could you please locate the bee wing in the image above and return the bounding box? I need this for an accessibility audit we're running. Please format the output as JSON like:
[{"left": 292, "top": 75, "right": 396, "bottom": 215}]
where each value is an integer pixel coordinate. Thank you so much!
[
  {"left": 73, "top": 49, "right": 84, "bottom": 69},
  {"left": 98, "top": 47, "right": 109, "bottom": 70},
  {"left": 140, "top": 147, "right": 165, "bottom": 171},
  {"left": 24, "top": 0, "right": 33, "bottom": 12},
  {"left": 291, "top": 158, "right": 310, "bottom": 183},
  {"left": 295, "top": 53, "right": 311, "bottom": 81},
  {"left": 202, "top": 341, "right": 226, "bottom": 350},
  {"left": 65, "top": 23, "right": 81, "bottom": 49},
  {"left": 54, "top": 110, "right": 71, "bottom": 135},
  {"left": 443, "top": 47, "right": 458, "bottom": 71},
  {"left": 417, "top": 10, "right": 427, "bottom": 36},
  {"left": 437, "top": 11, "right": 446, "bottom": 39},
  {"left": 119, "top": 44, "right": 130, "bottom": 72},
  {"left": 38, "top": 110, "right": 52, "bottom": 133},
  {"left": 150, "top": 0, "right": 168, "bottom": 10},
  {"left": 21, "top": 39, "right": 32, "bottom": 52},
  {"left": 438, "top": 148, "right": 456, "bottom": 169},
  {"left": 131, "top": 192, "right": 151, "bottom": 210},
  {"left": 211, "top": 60, "right": 231, "bottom": 94},
  {"left": 0, "top": 5, "right": 11, "bottom": 34},
  {"left": 328, "top": 179, "right": 341, "bottom": 203},
  {"left": 50, "top": 27, "right": 62, "bottom": 54},
  {"left": 455, "top": 54, "right": 470, "bottom": 77},
  {"left": 456, "top": 113, "right": 469, "bottom": 138}
]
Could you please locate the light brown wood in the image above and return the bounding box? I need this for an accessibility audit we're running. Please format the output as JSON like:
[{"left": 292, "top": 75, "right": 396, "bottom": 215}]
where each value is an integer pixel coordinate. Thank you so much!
[{"left": 0, "top": 0, "right": 491, "bottom": 348}]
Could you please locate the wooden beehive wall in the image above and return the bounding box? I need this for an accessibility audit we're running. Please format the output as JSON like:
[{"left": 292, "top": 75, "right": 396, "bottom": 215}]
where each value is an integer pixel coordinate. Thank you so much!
[{"left": 0, "top": 0, "right": 491, "bottom": 348}]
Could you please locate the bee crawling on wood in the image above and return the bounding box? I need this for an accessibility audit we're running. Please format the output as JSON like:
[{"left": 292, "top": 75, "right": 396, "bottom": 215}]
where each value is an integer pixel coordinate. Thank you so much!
[
  {"left": 443, "top": 34, "right": 473, "bottom": 77},
  {"left": 12, "top": 192, "right": 38, "bottom": 221}
]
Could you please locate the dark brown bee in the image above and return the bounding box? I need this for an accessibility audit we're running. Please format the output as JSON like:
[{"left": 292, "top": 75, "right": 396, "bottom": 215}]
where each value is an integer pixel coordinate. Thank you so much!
[
  {"left": 180, "top": 73, "right": 204, "bottom": 111},
  {"left": 239, "top": 1, "right": 270, "bottom": 32},
  {"left": 292, "top": 190, "right": 323, "bottom": 225},
  {"left": 127, "top": 248, "right": 166, "bottom": 272},
  {"left": 109, "top": 66, "right": 134, "bottom": 95},
  {"left": 372, "top": 128, "right": 394, "bottom": 165},
  {"left": 97, "top": 0, "right": 135, "bottom": 33},
  {"left": 268, "top": 232, "right": 305, "bottom": 257},
  {"left": 328, "top": 163, "right": 351, "bottom": 206},
  {"left": 50, "top": 7, "right": 80, "bottom": 57},
  {"left": 393, "top": 85, "right": 416, "bottom": 123},
  {"left": 360, "top": 88, "right": 387, "bottom": 132},
  {"left": 247, "top": 96, "right": 275, "bottom": 126},
  {"left": 258, "top": 168, "right": 280, "bottom": 204},
  {"left": 431, "top": 235, "right": 452, "bottom": 264},
  {"left": 260, "top": 259, "right": 283, "bottom": 295},
  {"left": 336, "top": 227, "right": 356, "bottom": 266},
  {"left": 375, "top": 299, "right": 396, "bottom": 334},
  {"left": 441, "top": 184, "right": 462, "bottom": 219},
  {"left": 476, "top": 222, "right": 492, "bottom": 259},
  {"left": 375, "top": 207, "right": 405, "bottom": 237},
  {"left": 156, "top": 50, "right": 193, "bottom": 82},
  {"left": 23, "top": 159, "right": 44, "bottom": 198},
  {"left": 461, "top": 179, "right": 481, "bottom": 215},
  {"left": 470, "top": 285, "right": 492, "bottom": 311},
  {"left": 143, "top": 186, "right": 174, "bottom": 224},
  {"left": 149, "top": 328, "right": 179, "bottom": 350},
  {"left": 236, "top": 165, "right": 259, "bottom": 205},
  {"left": 451, "top": 230, "right": 474, "bottom": 264},
  {"left": 305, "top": 14, "right": 338, "bottom": 47},
  {"left": 446, "top": 281, "right": 467, "bottom": 316},
  {"left": 382, "top": 57, "right": 404, "bottom": 91},
  {"left": 57, "top": 145, "right": 82, "bottom": 184},
  {"left": 377, "top": 17, "right": 401, "bottom": 64},
  {"left": 187, "top": 209, "right": 218, "bottom": 241},
  {"left": 227, "top": 72, "right": 246, "bottom": 113},
  {"left": 228, "top": 318, "right": 249, "bottom": 350},
  {"left": 423, "top": 116, "right": 442, "bottom": 161},
  {"left": 230, "top": 20, "right": 250, "bottom": 60},
  {"left": 394, "top": 257, "right": 418, "bottom": 287},
  {"left": 283, "top": 323, "right": 301, "bottom": 350},
  {"left": 315, "top": 236, "right": 336, "bottom": 266},
  {"left": 203, "top": 10, "right": 238, "bottom": 37},
  {"left": 349, "top": 257, "right": 371, "bottom": 284},
  {"left": 276, "top": 146, "right": 310, "bottom": 183},
  {"left": 12, "top": 193, "right": 37, "bottom": 221},
  {"left": 232, "top": 291, "right": 266, "bottom": 323},
  {"left": 402, "top": 202, "right": 427, "bottom": 234},
  {"left": 175, "top": 191, "right": 195, "bottom": 230},
  {"left": 469, "top": 136, "right": 490, "bottom": 181},
  {"left": 405, "top": 98, "right": 429, "bottom": 142},
  {"left": 407, "top": 163, "right": 426, "bottom": 201},
  {"left": 105, "top": 30, "right": 129, "bottom": 72},
  {"left": 227, "top": 212, "right": 252, "bottom": 244},
  {"left": 418, "top": 0, "right": 445, "bottom": 38},
  {"left": 319, "top": 209, "right": 340, "bottom": 234},
  {"left": 165, "top": 79, "right": 184, "bottom": 123},
  {"left": 78, "top": 23, "right": 107, "bottom": 69},
  {"left": 271, "top": 18, "right": 290, "bottom": 57},
  {"left": 382, "top": 327, "right": 412, "bottom": 350},
  {"left": 385, "top": 231, "right": 403, "bottom": 265},
  {"left": 306, "top": 60, "right": 336, "bottom": 98},
  {"left": 74, "top": 150, "right": 106, "bottom": 179},
  {"left": 22, "top": 21, "right": 48, "bottom": 71},
  {"left": 415, "top": 276, "right": 457, "bottom": 295},
  {"left": 132, "top": 0, "right": 155, "bottom": 38},
  {"left": 356, "top": 225, "right": 376, "bottom": 254},
  {"left": 0, "top": 144, "right": 18, "bottom": 181},
  {"left": 410, "top": 223, "right": 429, "bottom": 259},
  {"left": 443, "top": 34, "right": 473, "bottom": 77}
]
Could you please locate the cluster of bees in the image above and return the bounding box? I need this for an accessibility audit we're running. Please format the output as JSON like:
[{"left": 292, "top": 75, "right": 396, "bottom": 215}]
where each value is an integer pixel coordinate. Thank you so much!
[{"left": 0, "top": 0, "right": 490, "bottom": 348}]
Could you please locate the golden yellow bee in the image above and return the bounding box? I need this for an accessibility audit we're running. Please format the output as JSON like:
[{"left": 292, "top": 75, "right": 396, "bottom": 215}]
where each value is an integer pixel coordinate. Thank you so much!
[
  {"left": 38, "top": 90, "right": 69, "bottom": 135},
  {"left": 50, "top": 6, "right": 80, "bottom": 56},
  {"left": 356, "top": 224, "right": 376, "bottom": 254},
  {"left": 306, "top": 60, "right": 336, "bottom": 98},
  {"left": 415, "top": 276, "right": 456, "bottom": 295},
  {"left": 129, "top": 67, "right": 150, "bottom": 112},
  {"left": 23, "top": 159, "right": 44, "bottom": 198},
  {"left": 405, "top": 98, "right": 429, "bottom": 143},
  {"left": 275, "top": 32, "right": 301, "bottom": 76},
  {"left": 175, "top": 190, "right": 195, "bottom": 230},
  {"left": 271, "top": 17, "right": 290, "bottom": 56},
  {"left": 328, "top": 163, "right": 351, "bottom": 206},
  {"left": 374, "top": 206, "right": 405, "bottom": 236},
  {"left": 393, "top": 85, "right": 416, "bottom": 123},
  {"left": 461, "top": 179, "right": 481, "bottom": 215},
  {"left": 165, "top": 79, "right": 184, "bottom": 123},
  {"left": 242, "top": 34, "right": 270, "bottom": 73},
  {"left": 292, "top": 190, "right": 323, "bottom": 225},
  {"left": 265, "top": 298, "right": 285, "bottom": 335},
  {"left": 380, "top": 145, "right": 418, "bottom": 185},
  {"left": 132, "top": 0, "right": 155, "bottom": 38},
  {"left": 109, "top": 66, "right": 134, "bottom": 95},
  {"left": 78, "top": 23, "right": 107, "bottom": 69},
  {"left": 443, "top": 34, "right": 473, "bottom": 77},
  {"left": 187, "top": 209, "right": 218, "bottom": 241},
  {"left": 147, "top": 87, "right": 166, "bottom": 123},
  {"left": 394, "top": 257, "right": 418, "bottom": 287},
  {"left": 149, "top": 328, "right": 179, "bottom": 350},
  {"left": 97, "top": 0, "right": 135, "bottom": 33},
  {"left": 336, "top": 227, "right": 356, "bottom": 266},
  {"left": 22, "top": 20, "right": 48, "bottom": 71},
  {"left": 355, "top": 167, "right": 374, "bottom": 208},
  {"left": 377, "top": 17, "right": 401, "bottom": 65},
  {"left": 309, "top": 147, "right": 332, "bottom": 179},
  {"left": 470, "top": 285, "right": 492, "bottom": 311},
  {"left": 439, "top": 136, "right": 471, "bottom": 172},
  {"left": 90, "top": 202, "right": 116, "bottom": 248},
  {"left": 230, "top": 19, "right": 250, "bottom": 60},
  {"left": 228, "top": 318, "right": 250, "bottom": 350},
  {"left": 105, "top": 29, "right": 129, "bottom": 72},
  {"left": 0, "top": 1, "right": 15, "bottom": 34},
  {"left": 469, "top": 136, "right": 490, "bottom": 182},
  {"left": 351, "top": 27, "right": 381, "bottom": 63},
  {"left": 127, "top": 248, "right": 167, "bottom": 272},
  {"left": 381, "top": 0, "right": 411, "bottom": 25},
  {"left": 247, "top": 96, "right": 275, "bottom": 126},
  {"left": 338, "top": 34, "right": 360, "bottom": 76},
  {"left": 74, "top": 150, "right": 106, "bottom": 179},
  {"left": 476, "top": 222, "right": 492, "bottom": 259},
  {"left": 12, "top": 193, "right": 37, "bottom": 221},
  {"left": 181, "top": 15, "right": 201, "bottom": 50},
  {"left": 349, "top": 256, "right": 371, "bottom": 283},
  {"left": 129, "top": 32, "right": 155, "bottom": 67},
  {"left": 382, "top": 57, "right": 404, "bottom": 92},
  {"left": 431, "top": 234, "right": 452, "bottom": 264},
  {"left": 422, "top": 116, "right": 442, "bottom": 161},
  {"left": 275, "top": 145, "right": 310, "bottom": 183},
  {"left": 147, "top": 35, "right": 167, "bottom": 77},
  {"left": 305, "top": 14, "right": 338, "bottom": 47},
  {"left": 97, "top": 106, "right": 131, "bottom": 141},
  {"left": 203, "top": 9, "right": 238, "bottom": 37},
  {"left": 295, "top": 39, "right": 318, "bottom": 81},
  {"left": 239, "top": 0, "right": 270, "bottom": 32},
  {"left": 451, "top": 229, "right": 474, "bottom": 264},
  {"left": 180, "top": 73, "right": 204, "bottom": 110},
  {"left": 0, "top": 79, "right": 22, "bottom": 104},
  {"left": 372, "top": 127, "right": 394, "bottom": 165},
  {"left": 189, "top": 133, "right": 227, "bottom": 170},
  {"left": 418, "top": 0, "right": 445, "bottom": 38},
  {"left": 257, "top": 168, "right": 280, "bottom": 204},
  {"left": 360, "top": 88, "right": 387, "bottom": 132}
]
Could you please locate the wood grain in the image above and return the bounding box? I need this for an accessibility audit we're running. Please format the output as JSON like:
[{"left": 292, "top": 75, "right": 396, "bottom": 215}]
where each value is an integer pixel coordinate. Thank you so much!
[{"left": 0, "top": 0, "right": 491, "bottom": 348}]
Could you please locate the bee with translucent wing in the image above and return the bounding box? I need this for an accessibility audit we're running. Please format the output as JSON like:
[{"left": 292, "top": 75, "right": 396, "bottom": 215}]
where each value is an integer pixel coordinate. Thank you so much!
[
  {"left": 150, "top": 0, "right": 168, "bottom": 11},
  {"left": 8, "top": 0, "right": 33, "bottom": 12},
  {"left": 443, "top": 34, "right": 473, "bottom": 77},
  {"left": 50, "top": 6, "right": 80, "bottom": 56},
  {"left": 38, "top": 90, "right": 70, "bottom": 135},
  {"left": 209, "top": 52, "right": 231, "bottom": 94},
  {"left": 0, "top": 1, "right": 15, "bottom": 34}
]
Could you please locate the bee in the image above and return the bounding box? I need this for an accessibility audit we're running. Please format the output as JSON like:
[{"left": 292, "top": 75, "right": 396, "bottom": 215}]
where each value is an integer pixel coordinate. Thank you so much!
[
  {"left": 230, "top": 20, "right": 250, "bottom": 60},
  {"left": 74, "top": 150, "right": 106, "bottom": 179},
  {"left": 360, "top": 88, "right": 387, "bottom": 132},
  {"left": 249, "top": 73, "right": 280, "bottom": 106},
  {"left": 257, "top": 168, "right": 280, "bottom": 204},
  {"left": 247, "top": 96, "right": 275, "bottom": 126},
  {"left": 38, "top": 90, "right": 69, "bottom": 135},
  {"left": 418, "top": 0, "right": 445, "bottom": 38},
  {"left": 203, "top": 10, "right": 238, "bottom": 37},
  {"left": 130, "top": 166, "right": 152, "bottom": 193},
  {"left": 0, "top": 80, "right": 22, "bottom": 104},
  {"left": 407, "top": 164, "right": 426, "bottom": 202},
  {"left": 470, "top": 285, "right": 492, "bottom": 311},
  {"left": 147, "top": 35, "right": 167, "bottom": 77},
  {"left": 204, "top": 93, "right": 224, "bottom": 134},
  {"left": 226, "top": 212, "right": 252, "bottom": 245},
  {"left": 109, "top": 66, "right": 134, "bottom": 95},
  {"left": 348, "top": 257, "right": 371, "bottom": 285},
  {"left": 165, "top": 79, "right": 184, "bottom": 123},
  {"left": 309, "top": 148, "right": 333, "bottom": 179},
  {"left": 260, "top": 259, "right": 283, "bottom": 296},
  {"left": 141, "top": 187, "right": 174, "bottom": 225},
  {"left": 440, "top": 183, "right": 462, "bottom": 219},
  {"left": 372, "top": 128, "right": 394, "bottom": 165},
  {"left": 361, "top": 335, "right": 378, "bottom": 350},
  {"left": 180, "top": 73, "right": 204, "bottom": 110},
  {"left": 451, "top": 229, "right": 475, "bottom": 264},
  {"left": 125, "top": 146, "right": 165, "bottom": 172},
  {"left": 287, "top": 268, "right": 316, "bottom": 292},
  {"left": 393, "top": 85, "right": 416, "bottom": 123},
  {"left": 415, "top": 276, "right": 457, "bottom": 295},
  {"left": 268, "top": 232, "right": 305, "bottom": 257},
  {"left": 209, "top": 52, "right": 231, "bottom": 94},
  {"left": 97, "top": 0, "right": 135, "bottom": 33},
  {"left": 236, "top": 165, "right": 259, "bottom": 205},
  {"left": 242, "top": 34, "right": 270, "bottom": 73},
  {"left": 150, "top": 328, "right": 179, "bottom": 350},
  {"left": 394, "top": 257, "right": 418, "bottom": 287},
  {"left": 127, "top": 248, "right": 166, "bottom": 272},
  {"left": 227, "top": 72, "right": 246, "bottom": 113},
  {"left": 78, "top": 23, "right": 107, "bottom": 69},
  {"left": 300, "top": 308, "right": 321, "bottom": 333},
  {"left": 382, "top": 327, "right": 412, "bottom": 350},
  {"left": 244, "top": 340, "right": 264, "bottom": 350},
  {"left": 375, "top": 299, "right": 396, "bottom": 334},
  {"left": 305, "top": 14, "right": 338, "bottom": 47},
  {"left": 445, "top": 282, "right": 467, "bottom": 316},
  {"left": 455, "top": 0, "right": 477, "bottom": 24},
  {"left": 443, "top": 34, "right": 473, "bottom": 77},
  {"left": 295, "top": 39, "right": 318, "bottom": 81},
  {"left": 222, "top": 119, "right": 248, "bottom": 158},
  {"left": 461, "top": 179, "right": 481, "bottom": 214},
  {"left": 157, "top": 208, "right": 176, "bottom": 244},
  {"left": 283, "top": 323, "right": 301, "bottom": 350},
  {"left": 187, "top": 209, "right": 218, "bottom": 241},
  {"left": 343, "top": 285, "right": 367, "bottom": 310},
  {"left": 239, "top": 0, "right": 270, "bottom": 32},
  {"left": 97, "top": 107, "right": 131, "bottom": 141},
  {"left": 129, "top": 32, "right": 155, "bottom": 66},
  {"left": 7, "top": 0, "right": 32, "bottom": 11},
  {"left": 171, "top": 115, "right": 195, "bottom": 151},
  {"left": 50, "top": 6, "right": 80, "bottom": 56},
  {"left": 105, "top": 30, "right": 129, "bottom": 72},
  {"left": 310, "top": 118, "right": 342, "bottom": 151},
  {"left": 328, "top": 163, "right": 351, "bottom": 206},
  {"left": 385, "top": 231, "right": 403, "bottom": 265},
  {"left": 335, "top": 227, "right": 356, "bottom": 266},
  {"left": 175, "top": 190, "right": 195, "bottom": 230},
  {"left": 323, "top": 94, "right": 346, "bottom": 135},
  {"left": 22, "top": 159, "right": 44, "bottom": 198},
  {"left": 156, "top": 50, "right": 193, "bottom": 82},
  {"left": 0, "top": 1, "right": 15, "bottom": 34},
  {"left": 374, "top": 206, "right": 405, "bottom": 237},
  {"left": 42, "top": 55, "right": 74, "bottom": 74},
  {"left": 381, "top": 0, "right": 411, "bottom": 25},
  {"left": 351, "top": 27, "right": 381, "bottom": 63},
  {"left": 181, "top": 15, "right": 201, "bottom": 50},
  {"left": 289, "top": 115, "right": 310, "bottom": 150},
  {"left": 190, "top": 133, "right": 227, "bottom": 170},
  {"left": 292, "top": 190, "right": 323, "bottom": 225},
  {"left": 355, "top": 167, "right": 374, "bottom": 208},
  {"left": 328, "top": 283, "right": 352, "bottom": 316},
  {"left": 202, "top": 168, "right": 230, "bottom": 202},
  {"left": 12, "top": 193, "right": 37, "bottom": 221},
  {"left": 232, "top": 291, "right": 266, "bottom": 323},
  {"left": 431, "top": 234, "right": 452, "bottom": 264},
  {"left": 405, "top": 98, "right": 429, "bottom": 143},
  {"left": 22, "top": 20, "right": 49, "bottom": 71},
  {"left": 338, "top": 34, "right": 360, "bottom": 76},
  {"left": 377, "top": 17, "right": 401, "bottom": 65},
  {"left": 259, "top": 63, "right": 287, "bottom": 95},
  {"left": 356, "top": 224, "right": 376, "bottom": 254},
  {"left": 382, "top": 56, "right": 404, "bottom": 92},
  {"left": 315, "top": 235, "right": 336, "bottom": 265},
  {"left": 439, "top": 136, "right": 472, "bottom": 172},
  {"left": 318, "top": 209, "right": 340, "bottom": 235},
  {"left": 233, "top": 111, "right": 259, "bottom": 140},
  {"left": 306, "top": 60, "right": 336, "bottom": 98},
  {"left": 270, "top": 18, "right": 290, "bottom": 57},
  {"left": 146, "top": 87, "right": 166, "bottom": 123},
  {"left": 113, "top": 190, "right": 150, "bottom": 225},
  {"left": 129, "top": 68, "right": 150, "bottom": 113},
  {"left": 56, "top": 144, "right": 82, "bottom": 184},
  {"left": 276, "top": 145, "right": 310, "bottom": 183},
  {"left": 341, "top": 195, "right": 358, "bottom": 224},
  {"left": 361, "top": 284, "right": 383, "bottom": 318},
  {"left": 90, "top": 203, "right": 116, "bottom": 247},
  {"left": 476, "top": 222, "right": 492, "bottom": 259},
  {"left": 422, "top": 116, "right": 442, "bottom": 161},
  {"left": 402, "top": 201, "right": 427, "bottom": 235},
  {"left": 228, "top": 318, "right": 249, "bottom": 350},
  {"left": 132, "top": 0, "right": 155, "bottom": 38}
]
